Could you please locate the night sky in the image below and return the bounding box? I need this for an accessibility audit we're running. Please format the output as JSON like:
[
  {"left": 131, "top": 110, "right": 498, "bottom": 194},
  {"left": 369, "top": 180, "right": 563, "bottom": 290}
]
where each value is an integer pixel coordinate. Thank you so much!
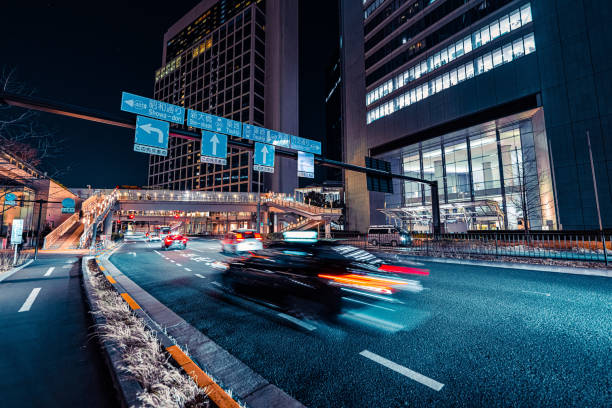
[{"left": 1, "top": 1, "right": 338, "bottom": 188}]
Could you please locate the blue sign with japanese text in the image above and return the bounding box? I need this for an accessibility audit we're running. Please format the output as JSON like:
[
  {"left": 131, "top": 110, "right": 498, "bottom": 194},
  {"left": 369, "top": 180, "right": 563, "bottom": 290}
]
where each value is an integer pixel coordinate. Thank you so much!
[
  {"left": 5, "top": 193, "right": 16, "bottom": 206},
  {"left": 291, "top": 135, "right": 321, "bottom": 155},
  {"left": 134, "top": 116, "right": 169, "bottom": 149},
  {"left": 121, "top": 92, "right": 185, "bottom": 124},
  {"left": 187, "top": 110, "right": 242, "bottom": 137},
  {"left": 254, "top": 142, "right": 275, "bottom": 173},
  {"left": 201, "top": 130, "right": 228, "bottom": 165},
  {"left": 242, "top": 124, "right": 291, "bottom": 147}
]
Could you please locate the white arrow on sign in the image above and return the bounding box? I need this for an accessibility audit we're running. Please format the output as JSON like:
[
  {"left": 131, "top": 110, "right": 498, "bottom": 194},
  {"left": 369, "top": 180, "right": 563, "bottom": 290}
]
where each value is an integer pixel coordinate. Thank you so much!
[
  {"left": 261, "top": 145, "right": 269, "bottom": 164},
  {"left": 125, "top": 99, "right": 134, "bottom": 107},
  {"left": 140, "top": 123, "right": 164, "bottom": 143},
  {"left": 210, "top": 134, "right": 220, "bottom": 155}
]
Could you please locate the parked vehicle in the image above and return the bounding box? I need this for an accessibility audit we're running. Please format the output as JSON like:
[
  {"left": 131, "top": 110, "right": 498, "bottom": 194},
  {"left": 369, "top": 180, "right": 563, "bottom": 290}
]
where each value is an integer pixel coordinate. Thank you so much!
[{"left": 367, "top": 225, "right": 412, "bottom": 247}]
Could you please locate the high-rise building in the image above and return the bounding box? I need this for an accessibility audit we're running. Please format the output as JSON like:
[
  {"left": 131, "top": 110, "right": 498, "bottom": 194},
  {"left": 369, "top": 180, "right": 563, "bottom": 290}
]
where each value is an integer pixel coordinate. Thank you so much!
[
  {"left": 341, "top": 0, "right": 612, "bottom": 232},
  {"left": 148, "top": 0, "right": 298, "bottom": 194}
]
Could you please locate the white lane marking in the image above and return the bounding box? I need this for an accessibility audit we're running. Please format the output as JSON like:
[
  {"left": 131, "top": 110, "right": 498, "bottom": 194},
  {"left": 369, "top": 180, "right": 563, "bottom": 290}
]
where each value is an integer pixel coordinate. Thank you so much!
[
  {"left": 62, "top": 265, "right": 71, "bottom": 269},
  {"left": 176, "top": 263, "right": 182, "bottom": 267},
  {"left": 194, "top": 274, "right": 206, "bottom": 279},
  {"left": 44, "top": 267, "right": 55, "bottom": 277},
  {"left": 154, "top": 250, "right": 162, "bottom": 255},
  {"left": 359, "top": 350, "right": 444, "bottom": 391},
  {"left": 521, "top": 290, "right": 551, "bottom": 297},
  {"left": 342, "top": 296, "right": 396, "bottom": 311},
  {"left": 65, "top": 260, "right": 73, "bottom": 264},
  {"left": 185, "top": 268, "right": 192, "bottom": 272},
  {"left": 277, "top": 312, "right": 317, "bottom": 331},
  {"left": 211, "top": 281, "right": 222, "bottom": 288},
  {"left": 169, "top": 260, "right": 175, "bottom": 263},
  {"left": 18, "top": 288, "right": 42, "bottom": 312},
  {"left": 189, "top": 248, "right": 204, "bottom": 253}
]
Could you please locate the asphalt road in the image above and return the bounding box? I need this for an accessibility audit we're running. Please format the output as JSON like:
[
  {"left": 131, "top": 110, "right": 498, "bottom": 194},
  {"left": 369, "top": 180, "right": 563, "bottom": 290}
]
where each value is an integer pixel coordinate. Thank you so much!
[
  {"left": 111, "top": 238, "right": 612, "bottom": 407},
  {"left": 0, "top": 255, "right": 118, "bottom": 407}
]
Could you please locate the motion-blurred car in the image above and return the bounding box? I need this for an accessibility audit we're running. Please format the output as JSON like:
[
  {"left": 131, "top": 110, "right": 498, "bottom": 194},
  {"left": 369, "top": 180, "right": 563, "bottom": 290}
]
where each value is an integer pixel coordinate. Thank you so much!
[
  {"left": 221, "top": 229, "right": 263, "bottom": 254},
  {"left": 221, "top": 232, "right": 427, "bottom": 316},
  {"left": 146, "top": 232, "right": 161, "bottom": 242},
  {"left": 162, "top": 234, "right": 188, "bottom": 250}
]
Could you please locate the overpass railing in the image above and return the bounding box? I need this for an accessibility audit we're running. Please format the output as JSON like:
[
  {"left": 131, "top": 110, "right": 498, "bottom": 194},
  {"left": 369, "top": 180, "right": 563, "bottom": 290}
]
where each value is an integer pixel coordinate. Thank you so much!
[
  {"left": 42, "top": 212, "right": 79, "bottom": 249},
  {"left": 79, "top": 189, "right": 119, "bottom": 248}
]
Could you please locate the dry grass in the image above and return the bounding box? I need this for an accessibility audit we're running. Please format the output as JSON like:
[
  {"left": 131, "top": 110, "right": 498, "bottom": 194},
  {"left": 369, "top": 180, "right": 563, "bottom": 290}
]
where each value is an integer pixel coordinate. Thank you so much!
[
  {"left": 87, "top": 260, "right": 208, "bottom": 408},
  {"left": 0, "top": 250, "right": 30, "bottom": 273}
]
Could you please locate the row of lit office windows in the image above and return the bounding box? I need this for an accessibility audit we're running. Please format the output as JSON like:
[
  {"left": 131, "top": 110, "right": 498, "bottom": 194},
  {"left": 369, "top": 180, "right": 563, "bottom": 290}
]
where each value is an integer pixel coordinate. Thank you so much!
[
  {"left": 367, "top": 32, "right": 536, "bottom": 124},
  {"left": 366, "top": 3, "right": 532, "bottom": 107}
]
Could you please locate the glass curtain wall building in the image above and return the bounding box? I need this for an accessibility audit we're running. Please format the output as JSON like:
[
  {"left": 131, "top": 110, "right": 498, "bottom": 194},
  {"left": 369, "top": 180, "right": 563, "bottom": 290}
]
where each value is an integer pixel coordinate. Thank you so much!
[{"left": 379, "top": 108, "right": 556, "bottom": 231}]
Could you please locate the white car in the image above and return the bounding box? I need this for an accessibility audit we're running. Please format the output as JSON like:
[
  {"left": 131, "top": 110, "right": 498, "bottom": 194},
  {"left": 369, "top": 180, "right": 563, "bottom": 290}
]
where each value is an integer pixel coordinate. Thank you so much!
[{"left": 221, "top": 230, "right": 263, "bottom": 253}]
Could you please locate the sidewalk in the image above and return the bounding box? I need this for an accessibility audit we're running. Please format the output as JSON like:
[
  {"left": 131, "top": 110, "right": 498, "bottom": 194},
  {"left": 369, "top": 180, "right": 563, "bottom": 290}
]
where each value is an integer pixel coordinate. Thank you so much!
[{"left": 0, "top": 254, "right": 118, "bottom": 407}]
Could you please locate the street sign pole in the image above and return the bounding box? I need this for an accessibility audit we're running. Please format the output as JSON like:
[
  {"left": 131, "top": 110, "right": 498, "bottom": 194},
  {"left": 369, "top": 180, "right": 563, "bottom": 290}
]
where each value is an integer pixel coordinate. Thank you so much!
[
  {"left": 33, "top": 199, "right": 43, "bottom": 260},
  {"left": 257, "top": 170, "right": 261, "bottom": 233}
]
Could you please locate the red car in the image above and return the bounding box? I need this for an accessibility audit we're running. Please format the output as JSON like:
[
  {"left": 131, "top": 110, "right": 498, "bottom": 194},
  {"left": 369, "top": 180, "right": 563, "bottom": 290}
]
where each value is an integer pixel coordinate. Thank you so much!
[{"left": 162, "top": 234, "right": 188, "bottom": 250}]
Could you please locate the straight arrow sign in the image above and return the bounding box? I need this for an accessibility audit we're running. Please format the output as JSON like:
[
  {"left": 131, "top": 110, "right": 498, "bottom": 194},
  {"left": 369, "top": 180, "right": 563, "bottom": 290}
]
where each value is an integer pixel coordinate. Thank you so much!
[
  {"left": 201, "top": 130, "right": 227, "bottom": 165},
  {"left": 210, "top": 133, "right": 220, "bottom": 156}
]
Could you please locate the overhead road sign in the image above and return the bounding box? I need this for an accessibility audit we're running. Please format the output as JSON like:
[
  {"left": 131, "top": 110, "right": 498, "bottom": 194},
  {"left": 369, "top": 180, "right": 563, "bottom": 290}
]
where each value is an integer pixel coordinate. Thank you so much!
[
  {"left": 201, "top": 130, "right": 228, "bottom": 165},
  {"left": 254, "top": 142, "right": 275, "bottom": 173},
  {"left": 187, "top": 110, "right": 242, "bottom": 137},
  {"left": 5, "top": 193, "right": 16, "bottom": 206},
  {"left": 61, "top": 198, "right": 76, "bottom": 214},
  {"left": 121, "top": 92, "right": 185, "bottom": 124},
  {"left": 243, "top": 124, "right": 291, "bottom": 147},
  {"left": 134, "top": 116, "right": 169, "bottom": 157},
  {"left": 365, "top": 156, "right": 393, "bottom": 193},
  {"left": 291, "top": 135, "right": 321, "bottom": 155},
  {"left": 297, "top": 151, "right": 314, "bottom": 178}
]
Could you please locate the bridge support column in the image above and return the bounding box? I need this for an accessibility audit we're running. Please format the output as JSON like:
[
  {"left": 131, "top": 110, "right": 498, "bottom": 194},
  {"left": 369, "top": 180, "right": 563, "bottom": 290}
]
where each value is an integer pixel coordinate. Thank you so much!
[
  {"left": 103, "top": 214, "right": 113, "bottom": 236},
  {"left": 324, "top": 219, "right": 331, "bottom": 239}
]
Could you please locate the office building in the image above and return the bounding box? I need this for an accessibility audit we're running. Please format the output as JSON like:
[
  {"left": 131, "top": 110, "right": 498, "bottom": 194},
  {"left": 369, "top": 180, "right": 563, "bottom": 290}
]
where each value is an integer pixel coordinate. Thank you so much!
[
  {"left": 341, "top": 0, "right": 612, "bottom": 231},
  {"left": 148, "top": 0, "right": 299, "bottom": 194}
]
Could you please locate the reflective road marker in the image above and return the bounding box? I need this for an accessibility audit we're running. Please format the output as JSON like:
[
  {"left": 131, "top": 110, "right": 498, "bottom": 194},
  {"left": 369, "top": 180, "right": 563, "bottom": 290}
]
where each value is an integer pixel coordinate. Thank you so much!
[
  {"left": 19, "top": 288, "right": 42, "bottom": 312},
  {"left": 359, "top": 350, "right": 444, "bottom": 391},
  {"left": 44, "top": 267, "right": 55, "bottom": 277}
]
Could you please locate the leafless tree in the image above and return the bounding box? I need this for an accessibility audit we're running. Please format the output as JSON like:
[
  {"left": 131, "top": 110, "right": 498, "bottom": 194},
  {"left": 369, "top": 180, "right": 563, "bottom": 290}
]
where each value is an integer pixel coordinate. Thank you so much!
[{"left": 0, "top": 66, "right": 65, "bottom": 173}]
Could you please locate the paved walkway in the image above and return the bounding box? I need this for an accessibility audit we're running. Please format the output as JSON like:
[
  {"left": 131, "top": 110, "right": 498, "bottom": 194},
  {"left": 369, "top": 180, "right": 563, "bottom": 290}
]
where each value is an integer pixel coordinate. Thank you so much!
[{"left": 0, "top": 254, "right": 118, "bottom": 407}]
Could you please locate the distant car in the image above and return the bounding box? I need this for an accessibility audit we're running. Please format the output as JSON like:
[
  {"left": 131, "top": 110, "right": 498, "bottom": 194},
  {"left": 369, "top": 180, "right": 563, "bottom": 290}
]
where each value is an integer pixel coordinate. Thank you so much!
[
  {"left": 221, "top": 229, "right": 263, "bottom": 254},
  {"left": 367, "top": 225, "right": 412, "bottom": 247},
  {"left": 147, "top": 232, "right": 161, "bottom": 242},
  {"left": 221, "top": 237, "right": 427, "bottom": 316},
  {"left": 162, "top": 234, "right": 188, "bottom": 250}
]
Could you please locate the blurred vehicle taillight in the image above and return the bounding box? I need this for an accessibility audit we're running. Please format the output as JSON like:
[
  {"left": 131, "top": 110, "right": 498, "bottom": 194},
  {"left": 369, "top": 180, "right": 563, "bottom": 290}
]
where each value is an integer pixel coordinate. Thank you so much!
[
  {"left": 378, "top": 264, "right": 429, "bottom": 276},
  {"left": 254, "top": 232, "right": 262, "bottom": 241},
  {"left": 236, "top": 233, "right": 244, "bottom": 242}
]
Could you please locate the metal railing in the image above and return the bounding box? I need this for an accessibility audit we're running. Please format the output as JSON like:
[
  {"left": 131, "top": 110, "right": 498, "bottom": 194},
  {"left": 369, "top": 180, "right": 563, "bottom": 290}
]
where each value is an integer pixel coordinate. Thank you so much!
[
  {"left": 280, "top": 217, "right": 323, "bottom": 232},
  {"left": 79, "top": 189, "right": 119, "bottom": 248},
  {"left": 42, "top": 212, "right": 79, "bottom": 249},
  {"left": 337, "top": 231, "right": 612, "bottom": 264}
]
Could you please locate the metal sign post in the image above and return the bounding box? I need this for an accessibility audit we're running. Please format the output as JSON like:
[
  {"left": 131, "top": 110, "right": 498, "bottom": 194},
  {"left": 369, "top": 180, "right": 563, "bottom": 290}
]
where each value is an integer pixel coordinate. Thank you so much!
[{"left": 11, "top": 219, "right": 23, "bottom": 265}]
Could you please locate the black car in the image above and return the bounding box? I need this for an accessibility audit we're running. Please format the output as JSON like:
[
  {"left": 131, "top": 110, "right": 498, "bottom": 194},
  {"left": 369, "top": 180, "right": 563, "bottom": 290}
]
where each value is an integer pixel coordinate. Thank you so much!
[{"left": 221, "top": 240, "right": 427, "bottom": 316}]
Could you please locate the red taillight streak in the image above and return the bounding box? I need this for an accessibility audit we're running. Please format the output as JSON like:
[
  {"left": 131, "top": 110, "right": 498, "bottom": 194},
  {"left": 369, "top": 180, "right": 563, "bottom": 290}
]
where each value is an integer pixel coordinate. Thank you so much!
[
  {"left": 378, "top": 264, "right": 429, "bottom": 276},
  {"left": 318, "top": 273, "right": 410, "bottom": 294},
  {"left": 236, "top": 233, "right": 244, "bottom": 242},
  {"left": 254, "top": 232, "right": 262, "bottom": 241}
]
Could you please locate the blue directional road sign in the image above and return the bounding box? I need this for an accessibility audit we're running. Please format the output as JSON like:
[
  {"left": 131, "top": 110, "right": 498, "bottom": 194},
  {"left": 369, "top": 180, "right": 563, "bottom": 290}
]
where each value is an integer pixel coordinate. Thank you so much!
[
  {"left": 291, "top": 135, "right": 321, "bottom": 155},
  {"left": 121, "top": 92, "right": 185, "bottom": 124},
  {"left": 242, "top": 124, "right": 290, "bottom": 147},
  {"left": 61, "top": 198, "right": 76, "bottom": 214},
  {"left": 4, "top": 193, "right": 16, "bottom": 206},
  {"left": 201, "top": 130, "right": 228, "bottom": 165},
  {"left": 187, "top": 110, "right": 241, "bottom": 137},
  {"left": 254, "top": 142, "right": 275, "bottom": 173},
  {"left": 134, "top": 116, "right": 169, "bottom": 157}
]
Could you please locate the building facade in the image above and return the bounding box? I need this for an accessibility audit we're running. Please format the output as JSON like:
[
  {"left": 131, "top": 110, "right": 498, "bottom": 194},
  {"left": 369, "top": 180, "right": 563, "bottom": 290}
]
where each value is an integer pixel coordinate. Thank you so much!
[
  {"left": 148, "top": 0, "right": 299, "bottom": 194},
  {"left": 341, "top": 0, "right": 612, "bottom": 232}
]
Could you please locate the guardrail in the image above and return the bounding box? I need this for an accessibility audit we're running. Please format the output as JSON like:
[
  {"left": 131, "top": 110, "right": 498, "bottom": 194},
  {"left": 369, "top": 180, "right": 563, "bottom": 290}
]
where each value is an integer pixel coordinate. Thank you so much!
[{"left": 340, "top": 232, "right": 612, "bottom": 264}]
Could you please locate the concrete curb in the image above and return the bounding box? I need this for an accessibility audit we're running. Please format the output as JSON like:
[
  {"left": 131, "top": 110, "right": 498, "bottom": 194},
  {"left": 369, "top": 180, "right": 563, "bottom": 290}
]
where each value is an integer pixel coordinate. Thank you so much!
[
  {"left": 0, "top": 259, "right": 34, "bottom": 283},
  {"left": 81, "top": 257, "right": 143, "bottom": 408},
  {"left": 393, "top": 254, "right": 612, "bottom": 277},
  {"left": 97, "top": 252, "right": 306, "bottom": 408}
]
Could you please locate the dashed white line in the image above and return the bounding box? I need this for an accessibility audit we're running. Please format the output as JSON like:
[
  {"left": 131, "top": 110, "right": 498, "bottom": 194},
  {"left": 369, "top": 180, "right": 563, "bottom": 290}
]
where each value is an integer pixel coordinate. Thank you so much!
[
  {"left": 359, "top": 350, "right": 444, "bottom": 391},
  {"left": 176, "top": 263, "right": 182, "bottom": 267},
  {"left": 43, "top": 267, "right": 55, "bottom": 277},
  {"left": 185, "top": 268, "right": 192, "bottom": 272},
  {"left": 342, "top": 296, "right": 396, "bottom": 311},
  {"left": 521, "top": 290, "right": 551, "bottom": 297},
  {"left": 18, "top": 288, "right": 42, "bottom": 312},
  {"left": 194, "top": 274, "right": 206, "bottom": 279},
  {"left": 277, "top": 312, "right": 317, "bottom": 331},
  {"left": 154, "top": 250, "right": 162, "bottom": 255}
]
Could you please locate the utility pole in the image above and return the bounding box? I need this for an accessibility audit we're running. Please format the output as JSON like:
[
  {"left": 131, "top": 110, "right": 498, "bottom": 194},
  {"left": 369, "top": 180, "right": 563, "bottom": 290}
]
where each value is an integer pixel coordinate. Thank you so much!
[
  {"left": 586, "top": 131, "right": 607, "bottom": 265},
  {"left": 33, "top": 199, "right": 44, "bottom": 260}
]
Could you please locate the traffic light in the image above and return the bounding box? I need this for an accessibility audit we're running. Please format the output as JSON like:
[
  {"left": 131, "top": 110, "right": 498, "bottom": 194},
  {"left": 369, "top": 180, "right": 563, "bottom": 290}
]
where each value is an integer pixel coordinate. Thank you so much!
[
  {"left": 365, "top": 156, "right": 393, "bottom": 193},
  {"left": 128, "top": 213, "right": 135, "bottom": 219}
]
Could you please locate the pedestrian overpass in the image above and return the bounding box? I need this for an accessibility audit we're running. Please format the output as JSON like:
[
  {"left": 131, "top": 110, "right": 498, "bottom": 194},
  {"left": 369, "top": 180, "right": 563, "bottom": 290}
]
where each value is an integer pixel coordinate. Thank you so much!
[{"left": 43, "top": 188, "right": 341, "bottom": 248}]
